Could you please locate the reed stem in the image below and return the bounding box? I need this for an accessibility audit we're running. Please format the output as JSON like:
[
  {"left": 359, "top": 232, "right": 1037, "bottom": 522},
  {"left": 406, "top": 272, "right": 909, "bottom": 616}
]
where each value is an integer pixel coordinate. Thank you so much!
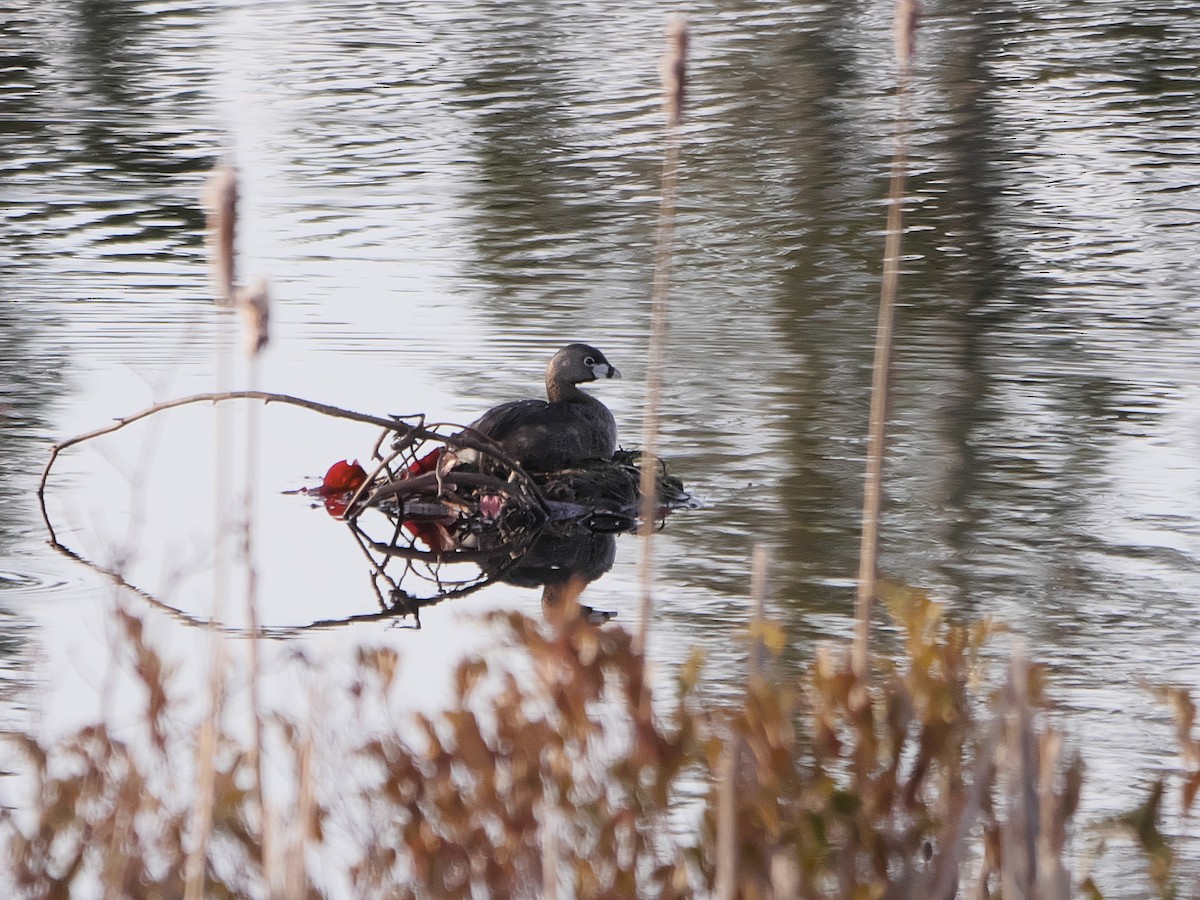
[
  {"left": 635, "top": 14, "right": 688, "bottom": 659},
  {"left": 853, "top": 0, "right": 919, "bottom": 679}
]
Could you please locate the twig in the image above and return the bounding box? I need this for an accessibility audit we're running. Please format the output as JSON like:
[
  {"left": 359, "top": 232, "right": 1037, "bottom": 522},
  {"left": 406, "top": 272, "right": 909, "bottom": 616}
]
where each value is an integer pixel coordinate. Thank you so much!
[
  {"left": 40, "top": 529, "right": 442, "bottom": 634},
  {"left": 36, "top": 390, "right": 551, "bottom": 546}
]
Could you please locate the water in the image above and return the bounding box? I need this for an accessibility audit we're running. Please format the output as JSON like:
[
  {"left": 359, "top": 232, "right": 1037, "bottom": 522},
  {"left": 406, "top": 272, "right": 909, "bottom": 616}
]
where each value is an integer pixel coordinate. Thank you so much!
[{"left": 4, "top": 0, "right": 1200, "bottom": 889}]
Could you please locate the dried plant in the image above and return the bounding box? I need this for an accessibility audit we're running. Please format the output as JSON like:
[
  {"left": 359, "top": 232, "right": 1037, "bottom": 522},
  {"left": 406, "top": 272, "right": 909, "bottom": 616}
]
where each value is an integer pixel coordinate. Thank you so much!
[
  {"left": 203, "top": 164, "right": 239, "bottom": 307},
  {"left": 854, "top": 0, "right": 923, "bottom": 678},
  {"left": 237, "top": 278, "right": 271, "bottom": 357},
  {"left": 5, "top": 579, "right": 1187, "bottom": 898},
  {"left": 637, "top": 15, "right": 689, "bottom": 656}
]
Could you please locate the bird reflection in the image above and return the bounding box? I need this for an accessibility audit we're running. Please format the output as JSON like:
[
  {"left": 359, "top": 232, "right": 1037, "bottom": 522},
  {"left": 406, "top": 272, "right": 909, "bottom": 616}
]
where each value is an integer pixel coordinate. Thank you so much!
[{"left": 486, "top": 529, "right": 619, "bottom": 626}]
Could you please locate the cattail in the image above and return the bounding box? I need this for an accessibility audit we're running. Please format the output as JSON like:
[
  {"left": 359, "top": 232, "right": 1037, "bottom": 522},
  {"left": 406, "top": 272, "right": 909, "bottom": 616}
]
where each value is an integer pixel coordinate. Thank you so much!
[
  {"left": 894, "top": 0, "right": 920, "bottom": 74},
  {"left": 636, "top": 15, "right": 688, "bottom": 656},
  {"left": 203, "top": 164, "right": 239, "bottom": 306},
  {"left": 659, "top": 15, "right": 688, "bottom": 127},
  {"left": 237, "top": 278, "right": 271, "bottom": 356}
]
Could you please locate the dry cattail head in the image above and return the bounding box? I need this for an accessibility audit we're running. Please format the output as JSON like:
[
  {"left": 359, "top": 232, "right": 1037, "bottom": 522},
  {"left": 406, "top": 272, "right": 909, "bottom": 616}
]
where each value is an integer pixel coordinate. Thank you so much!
[
  {"left": 203, "top": 164, "right": 239, "bottom": 306},
  {"left": 894, "top": 0, "right": 920, "bottom": 74},
  {"left": 659, "top": 15, "right": 688, "bottom": 127},
  {"left": 237, "top": 277, "right": 270, "bottom": 356}
]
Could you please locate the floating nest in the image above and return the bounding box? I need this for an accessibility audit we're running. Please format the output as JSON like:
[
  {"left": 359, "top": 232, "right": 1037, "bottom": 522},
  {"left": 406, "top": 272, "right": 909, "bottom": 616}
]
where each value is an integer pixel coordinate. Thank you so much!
[
  {"left": 336, "top": 421, "right": 692, "bottom": 619},
  {"left": 537, "top": 449, "right": 691, "bottom": 531}
]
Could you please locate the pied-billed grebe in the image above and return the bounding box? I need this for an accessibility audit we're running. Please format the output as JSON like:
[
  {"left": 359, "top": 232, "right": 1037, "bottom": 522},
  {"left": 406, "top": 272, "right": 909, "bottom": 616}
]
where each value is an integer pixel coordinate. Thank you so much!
[{"left": 465, "top": 343, "right": 621, "bottom": 472}]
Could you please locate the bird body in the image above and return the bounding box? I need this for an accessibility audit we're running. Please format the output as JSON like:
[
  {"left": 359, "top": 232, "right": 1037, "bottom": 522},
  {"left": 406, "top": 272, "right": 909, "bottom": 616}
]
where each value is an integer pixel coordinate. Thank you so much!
[{"left": 466, "top": 343, "right": 620, "bottom": 472}]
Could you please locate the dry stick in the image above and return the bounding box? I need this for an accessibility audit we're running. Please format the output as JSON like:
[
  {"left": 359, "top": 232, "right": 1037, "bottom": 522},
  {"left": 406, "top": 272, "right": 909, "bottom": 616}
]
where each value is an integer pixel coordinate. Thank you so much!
[
  {"left": 44, "top": 529, "right": 439, "bottom": 634},
  {"left": 852, "top": 0, "right": 919, "bottom": 679},
  {"left": 36, "top": 390, "right": 407, "bottom": 546},
  {"left": 635, "top": 14, "right": 688, "bottom": 659},
  {"left": 714, "top": 739, "right": 738, "bottom": 899},
  {"left": 345, "top": 444, "right": 406, "bottom": 515},
  {"left": 35, "top": 391, "right": 540, "bottom": 545}
]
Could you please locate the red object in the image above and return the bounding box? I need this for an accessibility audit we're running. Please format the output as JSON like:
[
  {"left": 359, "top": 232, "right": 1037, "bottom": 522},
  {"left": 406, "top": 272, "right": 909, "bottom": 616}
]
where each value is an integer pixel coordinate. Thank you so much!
[
  {"left": 321, "top": 459, "right": 368, "bottom": 493},
  {"left": 311, "top": 459, "right": 368, "bottom": 518},
  {"left": 403, "top": 520, "right": 453, "bottom": 553},
  {"left": 404, "top": 447, "right": 443, "bottom": 477}
]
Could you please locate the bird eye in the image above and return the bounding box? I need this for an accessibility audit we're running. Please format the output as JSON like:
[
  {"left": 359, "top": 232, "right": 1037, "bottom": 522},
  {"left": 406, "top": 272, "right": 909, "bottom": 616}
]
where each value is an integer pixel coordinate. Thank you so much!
[{"left": 584, "top": 356, "right": 596, "bottom": 366}]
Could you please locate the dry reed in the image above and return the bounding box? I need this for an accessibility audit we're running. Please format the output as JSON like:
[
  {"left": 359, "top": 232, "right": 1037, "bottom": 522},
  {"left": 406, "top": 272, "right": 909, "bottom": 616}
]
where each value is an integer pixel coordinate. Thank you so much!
[
  {"left": 203, "top": 164, "right": 238, "bottom": 306},
  {"left": 636, "top": 14, "right": 688, "bottom": 658},
  {"left": 853, "top": 0, "right": 921, "bottom": 678},
  {"left": 6, "top": 550, "right": 1191, "bottom": 897}
]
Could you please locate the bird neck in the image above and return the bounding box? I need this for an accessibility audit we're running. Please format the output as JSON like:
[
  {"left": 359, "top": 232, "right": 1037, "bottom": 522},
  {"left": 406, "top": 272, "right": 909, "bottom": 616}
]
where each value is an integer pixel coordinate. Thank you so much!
[{"left": 546, "top": 378, "right": 588, "bottom": 403}]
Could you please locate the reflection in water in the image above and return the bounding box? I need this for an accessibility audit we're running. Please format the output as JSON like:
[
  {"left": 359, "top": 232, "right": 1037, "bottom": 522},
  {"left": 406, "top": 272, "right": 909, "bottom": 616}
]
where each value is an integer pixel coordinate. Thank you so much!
[
  {"left": 4, "top": 1, "right": 1200, "bottom": 885},
  {"left": 339, "top": 428, "right": 687, "bottom": 624},
  {"left": 497, "top": 529, "right": 618, "bottom": 624}
]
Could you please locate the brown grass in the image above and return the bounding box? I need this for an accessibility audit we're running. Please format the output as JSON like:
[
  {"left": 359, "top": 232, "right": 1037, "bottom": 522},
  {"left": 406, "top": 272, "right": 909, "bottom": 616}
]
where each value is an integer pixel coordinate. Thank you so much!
[{"left": 2, "top": 585, "right": 1191, "bottom": 897}]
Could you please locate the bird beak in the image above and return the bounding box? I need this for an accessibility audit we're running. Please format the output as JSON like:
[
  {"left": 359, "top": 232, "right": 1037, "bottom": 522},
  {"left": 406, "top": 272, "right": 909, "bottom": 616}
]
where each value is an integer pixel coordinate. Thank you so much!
[{"left": 603, "top": 364, "right": 621, "bottom": 380}]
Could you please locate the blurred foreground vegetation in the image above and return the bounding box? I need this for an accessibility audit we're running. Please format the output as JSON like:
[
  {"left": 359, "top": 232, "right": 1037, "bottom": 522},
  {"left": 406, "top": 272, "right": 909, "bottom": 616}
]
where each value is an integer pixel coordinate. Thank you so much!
[{"left": 0, "top": 589, "right": 1196, "bottom": 898}]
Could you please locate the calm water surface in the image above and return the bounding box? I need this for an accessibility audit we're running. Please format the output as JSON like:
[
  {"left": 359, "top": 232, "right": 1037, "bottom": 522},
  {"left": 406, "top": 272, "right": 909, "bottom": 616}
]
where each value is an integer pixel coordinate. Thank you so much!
[{"left": 4, "top": 0, "right": 1200, "bottom": 889}]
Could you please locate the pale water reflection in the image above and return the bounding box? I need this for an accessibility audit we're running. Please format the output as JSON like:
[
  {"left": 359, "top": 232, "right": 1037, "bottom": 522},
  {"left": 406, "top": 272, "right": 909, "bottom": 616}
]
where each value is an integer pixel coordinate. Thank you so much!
[{"left": 3, "top": 0, "right": 1200, "bottom": 890}]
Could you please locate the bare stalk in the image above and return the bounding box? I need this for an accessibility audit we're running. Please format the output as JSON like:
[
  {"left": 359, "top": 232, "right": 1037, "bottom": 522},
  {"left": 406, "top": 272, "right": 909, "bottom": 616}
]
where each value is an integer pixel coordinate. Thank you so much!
[
  {"left": 284, "top": 705, "right": 318, "bottom": 898},
  {"left": 635, "top": 14, "right": 688, "bottom": 658},
  {"left": 239, "top": 282, "right": 274, "bottom": 889},
  {"left": 186, "top": 164, "right": 244, "bottom": 900},
  {"left": 714, "top": 738, "right": 738, "bottom": 899},
  {"left": 853, "top": 0, "right": 920, "bottom": 678},
  {"left": 183, "top": 646, "right": 224, "bottom": 900},
  {"left": 1002, "top": 644, "right": 1039, "bottom": 898}
]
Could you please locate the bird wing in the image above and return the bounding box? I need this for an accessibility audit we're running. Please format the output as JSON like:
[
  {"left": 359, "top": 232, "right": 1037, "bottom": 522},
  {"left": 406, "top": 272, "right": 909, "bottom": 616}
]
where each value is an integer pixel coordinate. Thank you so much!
[{"left": 467, "top": 398, "right": 550, "bottom": 442}]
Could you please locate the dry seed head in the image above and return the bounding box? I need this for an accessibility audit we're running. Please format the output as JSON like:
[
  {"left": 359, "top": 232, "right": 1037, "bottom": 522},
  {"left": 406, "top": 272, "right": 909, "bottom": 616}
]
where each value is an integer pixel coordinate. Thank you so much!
[
  {"left": 237, "top": 278, "right": 270, "bottom": 356},
  {"left": 203, "top": 164, "right": 239, "bottom": 306},
  {"left": 894, "top": 0, "right": 920, "bottom": 73},
  {"left": 659, "top": 15, "right": 688, "bottom": 127}
]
